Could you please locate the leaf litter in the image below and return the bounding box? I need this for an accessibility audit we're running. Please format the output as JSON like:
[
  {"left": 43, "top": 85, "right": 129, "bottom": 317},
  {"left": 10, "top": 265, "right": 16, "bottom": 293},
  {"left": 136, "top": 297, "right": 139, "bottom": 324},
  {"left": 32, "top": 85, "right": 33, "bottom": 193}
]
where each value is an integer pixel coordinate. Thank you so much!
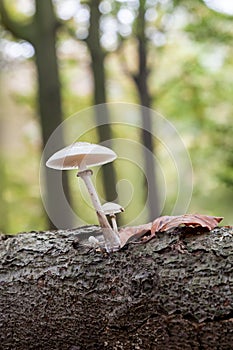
[{"left": 119, "top": 214, "right": 223, "bottom": 247}]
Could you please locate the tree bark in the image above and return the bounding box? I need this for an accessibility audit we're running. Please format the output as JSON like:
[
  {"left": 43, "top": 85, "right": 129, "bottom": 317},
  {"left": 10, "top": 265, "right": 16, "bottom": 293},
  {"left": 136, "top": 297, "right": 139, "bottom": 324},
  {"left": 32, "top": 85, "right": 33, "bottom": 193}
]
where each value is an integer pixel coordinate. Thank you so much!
[
  {"left": 133, "top": 0, "right": 160, "bottom": 220},
  {"left": 86, "top": 0, "right": 117, "bottom": 203},
  {"left": 0, "top": 76, "right": 8, "bottom": 232},
  {"left": 33, "top": 0, "right": 72, "bottom": 229},
  {"left": 0, "top": 0, "right": 72, "bottom": 230},
  {"left": 0, "top": 226, "right": 232, "bottom": 349}
]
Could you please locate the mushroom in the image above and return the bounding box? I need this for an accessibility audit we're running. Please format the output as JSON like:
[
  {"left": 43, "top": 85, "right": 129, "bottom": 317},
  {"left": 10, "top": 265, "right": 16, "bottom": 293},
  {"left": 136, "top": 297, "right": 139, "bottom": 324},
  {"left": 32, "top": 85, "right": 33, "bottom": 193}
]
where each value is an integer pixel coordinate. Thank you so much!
[
  {"left": 46, "top": 142, "right": 121, "bottom": 252},
  {"left": 102, "top": 202, "right": 124, "bottom": 234}
]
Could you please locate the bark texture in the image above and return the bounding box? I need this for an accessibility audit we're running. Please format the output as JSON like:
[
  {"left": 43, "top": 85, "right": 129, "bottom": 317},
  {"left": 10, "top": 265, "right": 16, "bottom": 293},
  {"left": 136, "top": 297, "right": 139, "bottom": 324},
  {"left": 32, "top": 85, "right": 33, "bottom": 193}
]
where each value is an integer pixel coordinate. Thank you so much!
[{"left": 0, "top": 226, "right": 232, "bottom": 350}]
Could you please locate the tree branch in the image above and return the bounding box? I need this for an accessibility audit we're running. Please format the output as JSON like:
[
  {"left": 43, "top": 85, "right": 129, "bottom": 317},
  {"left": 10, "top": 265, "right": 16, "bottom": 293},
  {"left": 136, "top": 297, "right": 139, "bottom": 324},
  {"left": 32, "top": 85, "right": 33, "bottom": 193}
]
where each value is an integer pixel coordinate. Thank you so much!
[
  {"left": 0, "top": 226, "right": 232, "bottom": 349},
  {"left": 0, "top": 0, "right": 35, "bottom": 43}
]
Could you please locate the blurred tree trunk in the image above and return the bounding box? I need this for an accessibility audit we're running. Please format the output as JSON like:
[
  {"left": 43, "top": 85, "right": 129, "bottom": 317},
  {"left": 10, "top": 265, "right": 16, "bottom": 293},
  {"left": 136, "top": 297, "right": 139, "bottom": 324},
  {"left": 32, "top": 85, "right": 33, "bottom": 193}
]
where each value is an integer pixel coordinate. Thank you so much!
[
  {"left": 0, "top": 26, "right": 9, "bottom": 232},
  {"left": 85, "top": 0, "right": 117, "bottom": 203},
  {"left": 0, "top": 80, "right": 8, "bottom": 233},
  {"left": 0, "top": 0, "right": 72, "bottom": 230},
  {"left": 0, "top": 226, "right": 232, "bottom": 349},
  {"left": 133, "top": 0, "right": 160, "bottom": 220}
]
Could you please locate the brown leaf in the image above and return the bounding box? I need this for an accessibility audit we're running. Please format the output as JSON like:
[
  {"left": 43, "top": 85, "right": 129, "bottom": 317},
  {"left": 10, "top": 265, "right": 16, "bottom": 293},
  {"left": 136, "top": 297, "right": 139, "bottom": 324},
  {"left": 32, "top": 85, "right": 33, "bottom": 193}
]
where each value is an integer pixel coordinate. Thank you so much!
[
  {"left": 151, "top": 214, "right": 223, "bottom": 234},
  {"left": 119, "top": 214, "right": 223, "bottom": 247},
  {"left": 119, "top": 222, "right": 152, "bottom": 247}
]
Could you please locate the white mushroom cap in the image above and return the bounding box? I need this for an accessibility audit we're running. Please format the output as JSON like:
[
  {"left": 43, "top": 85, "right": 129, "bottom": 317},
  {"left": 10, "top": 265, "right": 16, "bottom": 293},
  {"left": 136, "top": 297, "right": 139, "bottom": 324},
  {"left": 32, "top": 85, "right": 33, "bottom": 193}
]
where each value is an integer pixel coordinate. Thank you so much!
[
  {"left": 102, "top": 202, "right": 124, "bottom": 215},
  {"left": 46, "top": 142, "right": 117, "bottom": 170}
]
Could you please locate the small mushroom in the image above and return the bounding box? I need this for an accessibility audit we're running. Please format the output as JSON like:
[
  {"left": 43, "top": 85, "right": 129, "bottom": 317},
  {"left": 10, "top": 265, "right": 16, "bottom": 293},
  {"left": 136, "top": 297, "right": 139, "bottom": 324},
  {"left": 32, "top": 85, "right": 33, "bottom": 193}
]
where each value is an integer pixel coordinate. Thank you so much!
[
  {"left": 102, "top": 202, "right": 124, "bottom": 234},
  {"left": 46, "top": 142, "right": 121, "bottom": 252},
  {"left": 88, "top": 235, "right": 101, "bottom": 248}
]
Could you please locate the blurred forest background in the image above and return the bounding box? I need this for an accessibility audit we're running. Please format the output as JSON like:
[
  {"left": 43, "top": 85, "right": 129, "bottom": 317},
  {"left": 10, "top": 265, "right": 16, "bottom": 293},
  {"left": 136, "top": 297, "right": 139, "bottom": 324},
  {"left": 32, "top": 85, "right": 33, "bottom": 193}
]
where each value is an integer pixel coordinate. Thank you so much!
[{"left": 0, "top": 0, "right": 232, "bottom": 234}]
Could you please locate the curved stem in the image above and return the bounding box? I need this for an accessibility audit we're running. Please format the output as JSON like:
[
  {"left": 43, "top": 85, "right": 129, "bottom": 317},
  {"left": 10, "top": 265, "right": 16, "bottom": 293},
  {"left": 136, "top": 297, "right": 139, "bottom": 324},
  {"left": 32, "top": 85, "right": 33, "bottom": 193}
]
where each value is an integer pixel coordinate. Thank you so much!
[{"left": 77, "top": 169, "right": 121, "bottom": 251}]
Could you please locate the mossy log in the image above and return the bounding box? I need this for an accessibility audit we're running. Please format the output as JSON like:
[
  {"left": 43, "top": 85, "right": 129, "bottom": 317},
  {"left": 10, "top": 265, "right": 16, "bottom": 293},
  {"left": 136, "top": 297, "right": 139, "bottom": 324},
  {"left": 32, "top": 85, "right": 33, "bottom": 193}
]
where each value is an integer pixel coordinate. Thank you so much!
[{"left": 0, "top": 226, "right": 232, "bottom": 350}]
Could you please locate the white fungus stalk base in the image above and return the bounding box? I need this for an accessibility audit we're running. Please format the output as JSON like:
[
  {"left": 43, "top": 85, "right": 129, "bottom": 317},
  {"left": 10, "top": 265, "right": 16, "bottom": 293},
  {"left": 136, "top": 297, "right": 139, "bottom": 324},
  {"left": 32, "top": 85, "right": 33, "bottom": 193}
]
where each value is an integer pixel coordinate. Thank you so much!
[
  {"left": 77, "top": 169, "right": 121, "bottom": 252},
  {"left": 110, "top": 215, "right": 119, "bottom": 234}
]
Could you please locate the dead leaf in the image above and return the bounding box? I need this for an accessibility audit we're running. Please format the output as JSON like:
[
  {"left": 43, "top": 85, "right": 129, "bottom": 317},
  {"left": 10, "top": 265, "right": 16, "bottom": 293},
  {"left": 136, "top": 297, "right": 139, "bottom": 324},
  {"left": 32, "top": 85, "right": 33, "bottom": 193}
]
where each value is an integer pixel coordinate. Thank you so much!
[
  {"left": 119, "top": 222, "right": 152, "bottom": 247},
  {"left": 151, "top": 214, "right": 223, "bottom": 234},
  {"left": 119, "top": 214, "right": 223, "bottom": 247}
]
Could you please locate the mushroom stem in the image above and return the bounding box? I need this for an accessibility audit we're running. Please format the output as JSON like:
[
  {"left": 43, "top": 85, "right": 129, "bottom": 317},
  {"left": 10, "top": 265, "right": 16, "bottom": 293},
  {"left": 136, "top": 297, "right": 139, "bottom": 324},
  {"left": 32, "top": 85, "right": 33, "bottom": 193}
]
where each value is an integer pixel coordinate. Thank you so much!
[
  {"left": 77, "top": 169, "right": 121, "bottom": 252},
  {"left": 109, "top": 214, "right": 118, "bottom": 234}
]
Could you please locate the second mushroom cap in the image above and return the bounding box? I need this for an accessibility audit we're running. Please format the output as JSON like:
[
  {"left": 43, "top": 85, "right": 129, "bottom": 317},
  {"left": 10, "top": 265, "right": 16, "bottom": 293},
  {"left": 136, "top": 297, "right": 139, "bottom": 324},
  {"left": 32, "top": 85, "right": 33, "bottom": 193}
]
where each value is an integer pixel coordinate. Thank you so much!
[{"left": 102, "top": 202, "right": 124, "bottom": 215}]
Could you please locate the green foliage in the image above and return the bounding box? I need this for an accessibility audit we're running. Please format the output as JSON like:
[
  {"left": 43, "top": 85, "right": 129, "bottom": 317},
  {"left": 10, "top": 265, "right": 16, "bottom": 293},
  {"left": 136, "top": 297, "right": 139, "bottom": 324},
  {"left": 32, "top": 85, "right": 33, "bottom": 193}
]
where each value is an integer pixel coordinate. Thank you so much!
[
  {"left": 212, "top": 124, "right": 233, "bottom": 188},
  {"left": 0, "top": 0, "right": 233, "bottom": 233}
]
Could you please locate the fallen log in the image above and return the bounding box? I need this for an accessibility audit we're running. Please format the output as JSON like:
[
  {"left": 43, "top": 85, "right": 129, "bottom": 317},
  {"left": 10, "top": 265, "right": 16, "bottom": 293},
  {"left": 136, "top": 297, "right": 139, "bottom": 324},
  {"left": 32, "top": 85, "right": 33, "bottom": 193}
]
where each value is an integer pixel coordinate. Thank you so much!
[{"left": 0, "top": 226, "right": 232, "bottom": 350}]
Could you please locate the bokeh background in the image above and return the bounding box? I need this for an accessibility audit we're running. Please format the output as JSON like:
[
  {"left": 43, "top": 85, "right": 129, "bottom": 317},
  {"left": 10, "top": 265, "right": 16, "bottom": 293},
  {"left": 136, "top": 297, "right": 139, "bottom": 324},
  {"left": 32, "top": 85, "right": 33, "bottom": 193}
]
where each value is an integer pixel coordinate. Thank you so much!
[{"left": 0, "top": 0, "right": 232, "bottom": 234}]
